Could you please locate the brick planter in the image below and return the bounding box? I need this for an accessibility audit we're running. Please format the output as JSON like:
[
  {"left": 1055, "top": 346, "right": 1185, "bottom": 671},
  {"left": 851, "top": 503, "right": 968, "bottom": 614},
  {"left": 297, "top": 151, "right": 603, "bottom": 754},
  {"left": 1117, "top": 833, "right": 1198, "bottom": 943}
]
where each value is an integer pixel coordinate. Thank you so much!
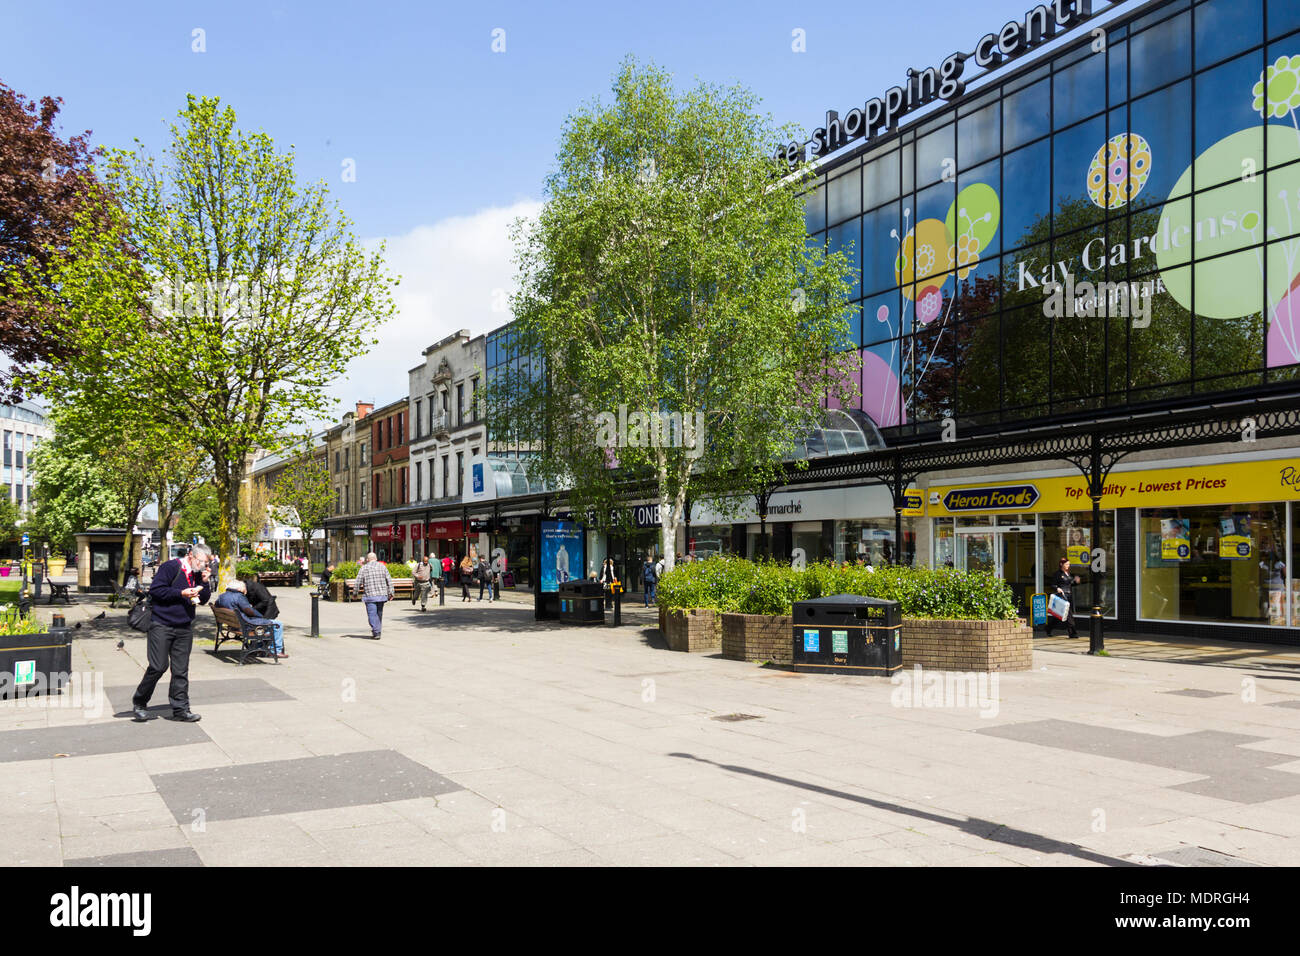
[
  {"left": 662, "top": 608, "right": 722, "bottom": 653},
  {"left": 717, "top": 612, "right": 1032, "bottom": 672},
  {"left": 721, "top": 612, "right": 793, "bottom": 664},
  {"left": 901, "top": 617, "right": 1033, "bottom": 672}
]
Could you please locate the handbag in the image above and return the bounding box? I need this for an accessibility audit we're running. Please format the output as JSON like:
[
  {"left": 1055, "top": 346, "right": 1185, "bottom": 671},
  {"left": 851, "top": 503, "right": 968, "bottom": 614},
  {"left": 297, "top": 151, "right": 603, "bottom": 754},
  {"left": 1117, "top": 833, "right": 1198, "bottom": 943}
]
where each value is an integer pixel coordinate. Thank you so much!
[{"left": 127, "top": 596, "right": 152, "bottom": 632}]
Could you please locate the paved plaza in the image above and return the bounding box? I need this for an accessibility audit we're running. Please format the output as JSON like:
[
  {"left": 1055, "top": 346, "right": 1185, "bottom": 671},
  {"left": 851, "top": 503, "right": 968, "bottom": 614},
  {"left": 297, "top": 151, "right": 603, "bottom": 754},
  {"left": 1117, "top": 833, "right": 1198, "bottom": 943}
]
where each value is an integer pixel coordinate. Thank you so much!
[{"left": 4, "top": 584, "right": 1300, "bottom": 867}]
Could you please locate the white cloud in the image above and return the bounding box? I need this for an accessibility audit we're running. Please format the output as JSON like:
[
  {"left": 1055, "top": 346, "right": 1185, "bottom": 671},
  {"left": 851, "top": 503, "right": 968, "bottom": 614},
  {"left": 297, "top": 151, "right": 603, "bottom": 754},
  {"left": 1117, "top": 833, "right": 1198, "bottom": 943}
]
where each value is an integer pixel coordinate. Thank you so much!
[{"left": 321, "top": 199, "right": 542, "bottom": 424}]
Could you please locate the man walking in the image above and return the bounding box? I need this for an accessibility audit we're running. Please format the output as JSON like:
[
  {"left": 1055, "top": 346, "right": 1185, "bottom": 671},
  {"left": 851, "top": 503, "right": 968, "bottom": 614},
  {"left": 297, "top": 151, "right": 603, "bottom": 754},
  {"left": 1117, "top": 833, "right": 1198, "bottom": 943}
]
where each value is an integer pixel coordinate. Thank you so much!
[
  {"left": 412, "top": 554, "right": 434, "bottom": 611},
  {"left": 132, "top": 544, "right": 213, "bottom": 722},
  {"left": 357, "top": 550, "right": 394, "bottom": 639}
]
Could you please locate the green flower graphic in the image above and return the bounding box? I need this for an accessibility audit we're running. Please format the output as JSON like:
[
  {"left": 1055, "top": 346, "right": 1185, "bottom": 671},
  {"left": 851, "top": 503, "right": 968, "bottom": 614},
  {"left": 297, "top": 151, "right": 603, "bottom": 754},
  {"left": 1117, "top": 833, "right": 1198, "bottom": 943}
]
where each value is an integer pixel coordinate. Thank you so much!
[{"left": 1254, "top": 55, "right": 1300, "bottom": 119}]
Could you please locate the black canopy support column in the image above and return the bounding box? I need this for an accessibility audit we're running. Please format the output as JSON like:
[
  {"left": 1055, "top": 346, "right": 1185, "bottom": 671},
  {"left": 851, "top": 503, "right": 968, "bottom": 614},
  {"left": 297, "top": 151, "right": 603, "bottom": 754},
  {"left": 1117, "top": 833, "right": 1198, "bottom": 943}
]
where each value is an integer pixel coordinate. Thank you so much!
[
  {"left": 683, "top": 495, "right": 692, "bottom": 559},
  {"left": 754, "top": 485, "right": 775, "bottom": 560},
  {"left": 1066, "top": 433, "right": 1128, "bottom": 656}
]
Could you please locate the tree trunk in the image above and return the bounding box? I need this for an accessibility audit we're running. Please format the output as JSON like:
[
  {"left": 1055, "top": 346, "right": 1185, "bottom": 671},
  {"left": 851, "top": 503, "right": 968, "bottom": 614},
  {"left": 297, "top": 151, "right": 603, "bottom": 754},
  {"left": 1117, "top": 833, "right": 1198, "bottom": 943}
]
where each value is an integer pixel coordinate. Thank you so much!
[
  {"left": 118, "top": 508, "right": 140, "bottom": 586},
  {"left": 216, "top": 468, "right": 242, "bottom": 589}
]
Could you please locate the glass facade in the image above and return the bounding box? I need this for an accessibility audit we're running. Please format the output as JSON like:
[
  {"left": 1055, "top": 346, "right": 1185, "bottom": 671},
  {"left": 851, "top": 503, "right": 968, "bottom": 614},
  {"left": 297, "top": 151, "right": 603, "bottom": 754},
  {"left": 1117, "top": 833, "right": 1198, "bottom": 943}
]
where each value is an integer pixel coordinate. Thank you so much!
[
  {"left": 1139, "top": 502, "right": 1287, "bottom": 625},
  {"left": 806, "top": 0, "right": 1300, "bottom": 437}
]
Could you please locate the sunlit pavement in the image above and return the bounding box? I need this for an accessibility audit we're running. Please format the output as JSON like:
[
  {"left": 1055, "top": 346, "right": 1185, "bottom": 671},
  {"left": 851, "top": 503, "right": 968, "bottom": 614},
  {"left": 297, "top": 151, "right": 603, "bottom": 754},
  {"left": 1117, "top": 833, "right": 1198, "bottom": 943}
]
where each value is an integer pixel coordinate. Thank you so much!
[{"left": 4, "top": 584, "right": 1300, "bottom": 867}]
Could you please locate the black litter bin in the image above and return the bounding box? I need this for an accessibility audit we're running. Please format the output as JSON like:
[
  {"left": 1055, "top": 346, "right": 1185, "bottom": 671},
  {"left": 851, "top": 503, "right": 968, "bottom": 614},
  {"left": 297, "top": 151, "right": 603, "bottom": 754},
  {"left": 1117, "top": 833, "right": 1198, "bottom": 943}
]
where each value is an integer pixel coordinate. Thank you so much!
[
  {"left": 558, "top": 580, "right": 606, "bottom": 625},
  {"left": 791, "top": 594, "right": 902, "bottom": 675},
  {"left": 0, "top": 625, "right": 72, "bottom": 699}
]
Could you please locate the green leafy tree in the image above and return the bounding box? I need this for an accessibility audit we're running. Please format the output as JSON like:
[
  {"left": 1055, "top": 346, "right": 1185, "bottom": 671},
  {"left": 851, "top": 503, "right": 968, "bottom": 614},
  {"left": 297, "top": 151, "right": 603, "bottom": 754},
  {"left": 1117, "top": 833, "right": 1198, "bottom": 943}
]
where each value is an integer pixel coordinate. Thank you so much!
[
  {"left": 33, "top": 95, "right": 398, "bottom": 580},
  {"left": 174, "top": 482, "right": 221, "bottom": 550},
  {"left": 0, "top": 499, "right": 21, "bottom": 547},
  {"left": 29, "top": 430, "right": 124, "bottom": 555},
  {"left": 487, "top": 60, "right": 858, "bottom": 571},
  {"left": 271, "top": 451, "right": 331, "bottom": 557}
]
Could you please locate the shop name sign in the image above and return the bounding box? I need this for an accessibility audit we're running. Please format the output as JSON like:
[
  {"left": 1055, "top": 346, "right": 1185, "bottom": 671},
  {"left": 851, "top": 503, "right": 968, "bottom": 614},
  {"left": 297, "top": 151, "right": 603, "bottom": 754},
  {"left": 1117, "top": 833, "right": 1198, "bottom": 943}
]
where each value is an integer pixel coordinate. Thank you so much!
[
  {"left": 776, "top": 0, "right": 1117, "bottom": 169},
  {"left": 943, "top": 485, "right": 1040, "bottom": 511}
]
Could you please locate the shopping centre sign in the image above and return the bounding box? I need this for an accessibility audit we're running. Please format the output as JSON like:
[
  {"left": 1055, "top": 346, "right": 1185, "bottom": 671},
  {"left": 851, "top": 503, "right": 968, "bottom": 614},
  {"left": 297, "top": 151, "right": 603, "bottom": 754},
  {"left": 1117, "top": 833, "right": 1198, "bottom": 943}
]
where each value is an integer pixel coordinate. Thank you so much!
[{"left": 775, "top": 0, "right": 1125, "bottom": 169}]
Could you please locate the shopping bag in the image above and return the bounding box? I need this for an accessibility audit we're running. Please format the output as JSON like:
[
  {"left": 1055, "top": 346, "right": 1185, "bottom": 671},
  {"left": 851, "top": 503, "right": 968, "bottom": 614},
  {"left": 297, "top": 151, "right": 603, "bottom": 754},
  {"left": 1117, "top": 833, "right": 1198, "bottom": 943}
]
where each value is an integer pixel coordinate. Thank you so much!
[{"left": 1047, "top": 593, "right": 1070, "bottom": 621}]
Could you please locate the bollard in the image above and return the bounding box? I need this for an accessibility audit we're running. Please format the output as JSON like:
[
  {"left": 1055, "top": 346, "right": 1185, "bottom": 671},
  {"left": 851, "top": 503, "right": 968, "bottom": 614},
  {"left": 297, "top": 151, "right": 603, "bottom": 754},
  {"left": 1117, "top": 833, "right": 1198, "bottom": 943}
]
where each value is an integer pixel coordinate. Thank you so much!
[
  {"left": 613, "top": 585, "right": 622, "bottom": 626},
  {"left": 439, "top": 579, "right": 446, "bottom": 606},
  {"left": 310, "top": 593, "right": 319, "bottom": 638},
  {"left": 52, "top": 613, "right": 66, "bottom": 629}
]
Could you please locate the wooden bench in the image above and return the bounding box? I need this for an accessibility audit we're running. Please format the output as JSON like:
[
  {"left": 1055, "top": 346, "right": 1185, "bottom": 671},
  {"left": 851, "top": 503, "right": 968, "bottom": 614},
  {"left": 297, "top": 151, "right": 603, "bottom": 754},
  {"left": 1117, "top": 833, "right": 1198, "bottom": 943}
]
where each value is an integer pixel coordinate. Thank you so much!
[
  {"left": 345, "top": 578, "right": 413, "bottom": 601},
  {"left": 255, "top": 571, "right": 299, "bottom": 587},
  {"left": 211, "top": 605, "right": 278, "bottom": 665}
]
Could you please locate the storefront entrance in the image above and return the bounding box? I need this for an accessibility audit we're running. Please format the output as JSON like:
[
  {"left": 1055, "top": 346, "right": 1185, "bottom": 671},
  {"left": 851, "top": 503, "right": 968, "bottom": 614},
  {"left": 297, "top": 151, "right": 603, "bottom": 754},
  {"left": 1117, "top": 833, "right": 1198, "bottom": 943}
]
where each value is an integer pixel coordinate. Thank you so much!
[{"left": 955, "top": 524, "right": 1038, "bottom": 615}]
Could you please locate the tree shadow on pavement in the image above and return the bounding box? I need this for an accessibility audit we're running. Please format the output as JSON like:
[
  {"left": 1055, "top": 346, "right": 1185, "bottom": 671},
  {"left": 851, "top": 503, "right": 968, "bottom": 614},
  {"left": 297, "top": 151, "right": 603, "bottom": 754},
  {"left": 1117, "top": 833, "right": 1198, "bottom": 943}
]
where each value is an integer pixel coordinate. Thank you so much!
[{"left": 668, "top": 752, "right": 1133, "bottom": 866}]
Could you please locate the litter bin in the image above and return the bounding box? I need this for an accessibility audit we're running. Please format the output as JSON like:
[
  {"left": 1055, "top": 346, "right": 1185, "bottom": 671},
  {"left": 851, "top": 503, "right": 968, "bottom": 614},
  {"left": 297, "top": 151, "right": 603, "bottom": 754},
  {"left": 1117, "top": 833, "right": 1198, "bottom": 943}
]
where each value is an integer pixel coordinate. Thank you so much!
[
  {"left": 0, "top": 624, "right": 72, "bottom": 699},
  {"left": 558, "top": 580, "right": 605, "bottom": 625},
  {"left": 791, "top": 594, "right": 902, "bottom": 675}
]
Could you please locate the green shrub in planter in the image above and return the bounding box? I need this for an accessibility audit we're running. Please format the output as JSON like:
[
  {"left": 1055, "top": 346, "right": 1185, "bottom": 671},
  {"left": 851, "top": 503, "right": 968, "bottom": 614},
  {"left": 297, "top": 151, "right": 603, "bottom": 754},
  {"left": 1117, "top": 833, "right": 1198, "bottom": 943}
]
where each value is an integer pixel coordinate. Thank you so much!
[
  {"left": 333, "top": 561, "right": 360, "bottom": 580},
  {"left": 657, "top": 556, "right": 1017, "bottom": 621},
  {"left": 385, "top": 561, "right": 412, "bottom": 579}
]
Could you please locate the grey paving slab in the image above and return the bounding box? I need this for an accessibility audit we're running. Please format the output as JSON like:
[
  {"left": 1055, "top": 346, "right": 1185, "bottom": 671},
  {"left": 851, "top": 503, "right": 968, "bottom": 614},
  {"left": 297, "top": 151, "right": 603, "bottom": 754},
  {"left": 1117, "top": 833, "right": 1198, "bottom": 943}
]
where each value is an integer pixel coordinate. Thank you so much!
[
  {"left": 1267, "top": 700, "right": 1300, "bottom": 710},
  {"left": 64, "top": 847, "right": 204, "bottom": 867},
  {"left": 1153, "top": 845, "right": 1261, "bottom": 867},
  {"left": 0, "top": 720, "right": 209, "bottom": 763},
  {"left": 151, "top": 749, "right": 463, "bottom": 824},
  {"left": 977, "top": 719, "right": 1300, "bottom": 804},
  {"left": 1160, "top": 689, "right": 1231, "bottom": 699},
  {"left": 104, "top": 678, "right": 294, "bottom": 714}
]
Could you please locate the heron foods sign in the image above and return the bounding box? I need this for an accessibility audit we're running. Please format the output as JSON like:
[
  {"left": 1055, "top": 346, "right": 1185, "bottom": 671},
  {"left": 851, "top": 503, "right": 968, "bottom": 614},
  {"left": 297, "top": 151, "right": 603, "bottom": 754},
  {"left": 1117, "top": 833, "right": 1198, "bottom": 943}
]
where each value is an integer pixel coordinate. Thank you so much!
[
  {"left": 943, "top": 485, "right": 1041, "bottom": 512},
  {"left": 775, "top": 0, "right": 1121, "bottom": 169}
]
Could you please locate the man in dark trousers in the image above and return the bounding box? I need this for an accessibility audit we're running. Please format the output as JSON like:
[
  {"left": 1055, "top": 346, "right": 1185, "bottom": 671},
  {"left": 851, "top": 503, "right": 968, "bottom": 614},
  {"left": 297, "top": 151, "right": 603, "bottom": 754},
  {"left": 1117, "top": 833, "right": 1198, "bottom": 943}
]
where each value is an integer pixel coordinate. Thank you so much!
[
  {"left": 133, "top": 544, "right": 213, "bottom": 722},
  {"left": 1044, "top": 555, "right": 1081, "bottom": 639}
]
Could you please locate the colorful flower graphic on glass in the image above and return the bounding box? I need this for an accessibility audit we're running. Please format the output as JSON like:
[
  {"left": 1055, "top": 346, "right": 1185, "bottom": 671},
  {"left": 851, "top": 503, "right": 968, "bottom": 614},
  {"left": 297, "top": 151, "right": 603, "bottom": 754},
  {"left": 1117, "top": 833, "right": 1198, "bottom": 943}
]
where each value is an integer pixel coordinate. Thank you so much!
[
  {"left": 865, "top": 184, "right": 1000, "bottom": 429},
  {"left": 1086, "top": 133, "right": 1151, "bottom": 209}
]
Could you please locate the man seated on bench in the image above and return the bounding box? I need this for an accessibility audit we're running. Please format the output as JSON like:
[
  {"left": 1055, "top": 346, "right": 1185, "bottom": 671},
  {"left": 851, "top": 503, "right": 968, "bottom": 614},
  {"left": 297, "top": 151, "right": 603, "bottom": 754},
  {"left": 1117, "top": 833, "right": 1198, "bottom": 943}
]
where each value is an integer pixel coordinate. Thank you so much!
[{"left": 214, "top": 580, "right": 287, "bottom": 659}]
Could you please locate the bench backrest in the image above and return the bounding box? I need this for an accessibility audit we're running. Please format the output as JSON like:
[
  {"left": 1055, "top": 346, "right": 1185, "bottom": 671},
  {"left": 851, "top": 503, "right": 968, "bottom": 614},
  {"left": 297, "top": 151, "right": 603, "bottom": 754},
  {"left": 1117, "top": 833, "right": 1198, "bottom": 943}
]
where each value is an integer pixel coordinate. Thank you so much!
[{"left": 212, "top": 605, "right": 241, "bottom": 628}]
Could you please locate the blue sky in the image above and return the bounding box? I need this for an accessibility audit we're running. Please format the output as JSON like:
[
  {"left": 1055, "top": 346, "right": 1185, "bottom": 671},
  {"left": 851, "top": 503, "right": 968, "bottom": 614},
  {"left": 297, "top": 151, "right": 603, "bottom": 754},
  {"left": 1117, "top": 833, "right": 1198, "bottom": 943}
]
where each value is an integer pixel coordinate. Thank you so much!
[{"left": 2, "top": 0, "right": 1134, "bottom": 416}]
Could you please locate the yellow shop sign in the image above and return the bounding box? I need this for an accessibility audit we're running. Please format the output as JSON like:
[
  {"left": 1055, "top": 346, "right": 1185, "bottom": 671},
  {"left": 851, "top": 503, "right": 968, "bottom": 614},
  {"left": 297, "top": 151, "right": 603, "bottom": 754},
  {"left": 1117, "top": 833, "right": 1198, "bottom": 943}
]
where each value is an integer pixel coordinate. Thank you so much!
[{"left": 926, "top": 458, "right": 1300, "bottom": 516}]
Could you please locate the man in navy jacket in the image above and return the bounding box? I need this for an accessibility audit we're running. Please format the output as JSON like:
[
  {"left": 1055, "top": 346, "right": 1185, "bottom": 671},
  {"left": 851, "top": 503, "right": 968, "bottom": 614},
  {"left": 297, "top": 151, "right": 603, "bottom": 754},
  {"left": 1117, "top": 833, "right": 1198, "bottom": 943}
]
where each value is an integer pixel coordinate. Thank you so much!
[{"left": 132, "top": 544, "right": 213, "bottom": 722}]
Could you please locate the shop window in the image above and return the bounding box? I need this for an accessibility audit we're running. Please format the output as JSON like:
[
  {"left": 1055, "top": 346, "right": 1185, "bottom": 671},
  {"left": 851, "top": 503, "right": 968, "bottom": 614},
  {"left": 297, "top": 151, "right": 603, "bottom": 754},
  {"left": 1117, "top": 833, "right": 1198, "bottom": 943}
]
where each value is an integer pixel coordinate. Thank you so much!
[
  {"left": 1193, "top": 55, "right": 1264, "bottom": 179},
  {"left": 687, "top": 524, "right": 732, "bottom": 560},
  {"left": 1042, "top": 512, "right": 1116, "bottom": 616},
  {"left": 1054, "top": 51, "right": 1108, "bottom": 130},
  {"left": 1001, "top": 305, "right": 1051, "bottom": 414},
  {"left": 955, "top": 315, "right": 1002, "bottom": 418},
  {"left": 958, "top": 102, "right": 1000, "bottom": 170},
  {"left": 1269, "top": 0, "right": 1300, "bottom": 39},
  {"left": 1053, "top": 116, "right": 1107, "bottom": 233},
  {"left": 1140, "top": 503, "right": 1286, "bottom": 625},
  {"left": 1196, "top": 0, "right": 1263, "bottom": 69},
  {"left": 915, "top": 178, "right": 955, "bottom": 228},
  {"left": 957, "top": 158, "right": 1001, "bottom": 259},
  {"left": 1001, "top": 140, "right": 1050, "bottom": 253},
  {"left": 827, "top": 167, "right": 861, "bottom": 227},
  {"left": 1108, "top": 38, "right": 1128, "bottom": 107},
  {"left": 835, "top": 518, "right": 916, "bottom": 566},
  {"left": 916, "top": 123, "right": 955, "bottom": 189},
  {"left": 861, "top": 202, "right": 900, "bottom": 296},
  {"left": 804, "top": 185, "right": 826, "bottom": 234},
  {"left": 826, "top": 216, "right": 861, "bottom": 299},
  {"left": 863, "top": 149, "right": 901, "bottom": 208},
  {"left": 1004, "top": 77, "right": 1051, "bottom": 152},
  {"left": 1130, "top": 11, "right": 1192, "bottom": 98},
  {"left": 863, "top": 290, "right": 902, "bottom": 347}
]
